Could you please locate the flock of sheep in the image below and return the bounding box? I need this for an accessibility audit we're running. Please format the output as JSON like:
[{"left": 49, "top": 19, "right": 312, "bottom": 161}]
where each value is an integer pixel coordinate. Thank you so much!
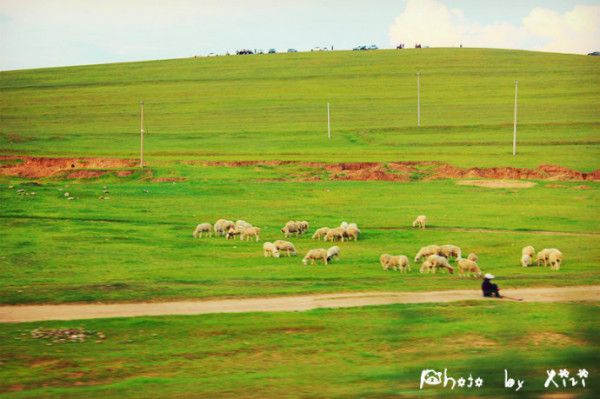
[{"left": 192, "top": 215, "right": 563, "bottom": 275}]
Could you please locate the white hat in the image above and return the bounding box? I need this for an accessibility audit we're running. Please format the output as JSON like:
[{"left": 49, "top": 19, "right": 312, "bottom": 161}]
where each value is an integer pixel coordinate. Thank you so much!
[{"left": 484, "top": 273, "right": 495, "bottom": 279}]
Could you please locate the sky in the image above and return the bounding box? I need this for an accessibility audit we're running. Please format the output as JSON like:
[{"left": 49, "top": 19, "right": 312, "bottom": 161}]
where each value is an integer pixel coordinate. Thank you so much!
[{"left": 0, "top": 0, "right": 599, "bottom": 71}]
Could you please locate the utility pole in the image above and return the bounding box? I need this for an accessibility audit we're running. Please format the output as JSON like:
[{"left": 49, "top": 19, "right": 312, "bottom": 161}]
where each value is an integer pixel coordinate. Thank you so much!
[
  {"left": 327, "top": 102, "right": 331, "bottom": 139},
  {"left": 417, "top": 72, "right": 421, "bottom": 127},
  {"left": 140, "top": 101, "right": 145, "bottom": 168},
  {"left": 513, "top": 80, "right": 518, "bottom": 156}
]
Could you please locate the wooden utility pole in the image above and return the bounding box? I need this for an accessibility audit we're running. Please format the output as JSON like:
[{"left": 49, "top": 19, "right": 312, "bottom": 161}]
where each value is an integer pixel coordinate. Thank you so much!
[
  {"left": 417, "top": 72, "right": 421, "bottom": 127},
  {"left": 327, "top": 102, "right": 331, "bottom": 139},
  {"left": 513, "top": 80, "right": 518, "bottom": 156},
  {"left": 140, "top": 101, "right": 145, "bottom": 168}
]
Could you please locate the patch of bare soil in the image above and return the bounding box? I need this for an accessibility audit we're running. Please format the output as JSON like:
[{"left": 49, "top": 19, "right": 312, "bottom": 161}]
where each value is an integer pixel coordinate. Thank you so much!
[
  {"left": 324, "top": 162, "right": 410, "bottom": 181},
  {"left": 457, "top": 180, "right": 537, "bottom": 189},
  {"left": 0, "top": 156, "right": 137, "bottom": 179},
  {"left": 203, "top": 161, "right": 599, "bottom": 182},
  {"left": 524, "top": 332, "right": 584, "bottom": 347}
]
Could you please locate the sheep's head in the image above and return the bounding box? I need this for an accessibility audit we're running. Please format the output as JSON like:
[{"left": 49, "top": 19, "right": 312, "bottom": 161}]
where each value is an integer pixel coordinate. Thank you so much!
[
  {"left": 273, "top": 250, "right": 280, "bottom": 258},
  {"left": 302, "top": 258, "right": 308, "bottom": 265}
]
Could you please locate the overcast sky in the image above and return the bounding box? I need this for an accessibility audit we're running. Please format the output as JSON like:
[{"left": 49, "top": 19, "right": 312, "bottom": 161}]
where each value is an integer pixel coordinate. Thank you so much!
[{"left": 1, "top": 0, "right": 599, "bottom": 71}]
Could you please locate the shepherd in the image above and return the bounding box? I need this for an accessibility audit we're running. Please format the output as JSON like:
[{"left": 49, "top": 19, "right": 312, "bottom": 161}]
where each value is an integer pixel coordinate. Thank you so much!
[{"left": 481, "top": 273, "right": 501, "bottom": 298}]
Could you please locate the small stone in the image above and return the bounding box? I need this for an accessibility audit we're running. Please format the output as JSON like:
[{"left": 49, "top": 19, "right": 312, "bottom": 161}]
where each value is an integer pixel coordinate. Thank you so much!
[
  {"left": 64, "top": 192, "right": 70, "bottom": 197},
  {"left": 67, "top": 197, "right": 75, "bottom": 200}
]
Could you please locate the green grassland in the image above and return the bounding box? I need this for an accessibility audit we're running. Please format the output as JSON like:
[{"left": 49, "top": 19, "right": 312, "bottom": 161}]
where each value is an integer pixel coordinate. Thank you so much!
[
  {"left": 1, "top": 48, "right": 599, "bottom": 398},
  {"left": 1, "top": 164, "right": 598, "bottom": 304},
  {"left": 0, "top": 302, "right": 598, "bottom": 398},
  {"left": 1, "top": 48, "right": 599, "bottom": 169}
]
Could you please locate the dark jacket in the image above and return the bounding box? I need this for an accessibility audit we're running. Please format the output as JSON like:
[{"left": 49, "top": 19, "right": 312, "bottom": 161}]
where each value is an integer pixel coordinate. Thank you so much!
[{"left": 482, "top": 279, "right": 500, "bottom": 297}]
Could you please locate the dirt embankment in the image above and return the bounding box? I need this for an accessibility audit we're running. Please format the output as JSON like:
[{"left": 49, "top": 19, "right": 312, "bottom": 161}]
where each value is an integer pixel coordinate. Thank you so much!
[
  {"left": 204, "top": 160, "right": 600, "bottom": 182},
  {"left": 1, "top": 157, "right": 598, "bottom": 182},
  {"left": 0, "top": 156, "right": 137, "bottom": 179}
]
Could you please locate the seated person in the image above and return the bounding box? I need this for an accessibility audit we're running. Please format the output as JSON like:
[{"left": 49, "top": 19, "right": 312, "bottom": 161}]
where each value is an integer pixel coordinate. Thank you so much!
[{"left": 481, "top": 273, "right": 501, "bottom": 298}]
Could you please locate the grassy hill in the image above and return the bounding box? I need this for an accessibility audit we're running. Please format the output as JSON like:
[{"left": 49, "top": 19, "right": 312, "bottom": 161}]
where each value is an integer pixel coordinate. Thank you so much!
[{"left": 1, "top": 48, "right": 599, "bottom": 169}]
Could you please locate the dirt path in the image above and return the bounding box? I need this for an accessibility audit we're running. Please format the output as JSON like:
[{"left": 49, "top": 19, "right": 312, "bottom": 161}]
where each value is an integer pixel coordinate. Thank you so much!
[{"left": 1, "top": 286, "right": 598, "bottom": 323}]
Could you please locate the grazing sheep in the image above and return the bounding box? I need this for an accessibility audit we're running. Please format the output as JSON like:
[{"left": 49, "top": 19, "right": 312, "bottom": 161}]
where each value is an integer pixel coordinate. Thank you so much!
[
  {"left": 381, "top": 254, "right": 410, "bottom": 272},
  {"left": 302, "top": 248, "right": 328, "bottom": 265},
  {"left": 344, "top": 227, "right": 360, "bottom": 241},
  {"left": 522, "top": 245, "right": 535, "bottom": 257},
  {"left": 536, "top": 249, "right": 551, "bottom": 266},
  {"left": 263, "top": 242, "right": 280, "bottom": 258},
  {"left": 312, "top": 227, "right": 330, "bottom": 240},
  {"left": 326, "top": 246, "right": 341, "bottom": 262},
  {"left": 548, "top": 250, "right": 563, "bottom": 270},
  {"left": 412, "top": 215, "right": 427, "bottom": 229},
  {"left": 235, "top": 220, "right": 253, "bottom": 232},
  {"left": 438, "top": 244, "right": 462, "bottom": 260},
  {"left": 192, "top": 223, "right": 212, "bottom": 238},
  {"left": 226, "top": 226, "right": 241, "bottom": 240},
  {"left": 298, "top": 221, "right": 310, "bottom": 233},
  {"left": 467, "top": 253, "right": 478, "bottom": 262},
  {"left": 273, "top": 240, "right": 297, "bottom": 256},
  {"left": 214, "top": 219, "right": 235, "bottom": 236},
  {"left": 347, "top": 223, "right": 360, "bottom": 232},
  {"left": 415, "top": 245, "right": 441, "bottom": 262},
  {"left": 421, "top": 255, "right": 454, "bottom": 274},
  {"left": 281, "top": 221, "right": 301, "bottom": 238},
  {"left": 521, "top": 254, "right": 533, "bottom": 267},
  {"left": 325, "top": 227, "right": 346, "bottom": 242},
  {"left": 340, "top": 222, "right": 349, "bottom": 229},
  {"left": 457, "top": 258, "right": 481, "bottom": 277},
  {"left": 240, "top": 226, "right": 261, "bottom": 241}
]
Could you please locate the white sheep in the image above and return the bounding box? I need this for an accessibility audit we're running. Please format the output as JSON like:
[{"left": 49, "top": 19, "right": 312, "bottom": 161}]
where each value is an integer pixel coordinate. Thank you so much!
[
  {"left": 325, "top": 227, "right": 346, "bottom": 242},
  {"left": 420, "top": 255, "right": 454, "bottom": 274},
  {"left": 536, "top": 249, "right": 551, "bottom": 266},
  {"left": 522, "top": 245, "right": 535, "bottom": 257},
  {"left": 438, "top": 244, "right": 462, "bottom": 260},
  {"left": 312, "top": 227, "right": 330, "bottom": 240},
  {"left": 381, "top": 254, "right": 410, "bottom": 272},
  {"left": 273, "top": 240, "right": 297, "bottom": 257},
  {"left": 226, "top": 226, "right": 241, "bottom": 240},
  {"left": 467, "top": 253, "right": 478, "bottom": 262},
  {"left": 192, "top": 223, "right": 212, "bottom": 238},
  {"left": 340, "top": 222, "right": 349, "bottom": 230},
  {"left": 548, "top": 250, "right": 563, "bottom": 270},
  {"left": 302, "top": 248, "right": 328, "bottom": 265},
  {"left": 412, "top": 215, "right": 427, "bottom": 229},
  {"left": 263, "top": 242, "right": 280, "bottom": 258},
  {"left": 457, "top": 258, "right": 481, "bottom": 278},
  {"left": 240, "top": 226, "right": 261, "bottom": 241},
  {"left": 214, "top": 219, "right": 235, "bottom": 236},
  {"left": 281, "top": 221, "right": 301, "bottom": 238},
  {"left": 415, "top": 245, "right": 441, "bottom": 262},
  {"left": 347, "top": 223, "right": 359, "bottom": 232},
  {"left": 344, "top": 227, "right": 360, "bottom": 241},
  {"left": 326, "top": 246, "right": 341, "bottom": 262},
  {"left": 521, "top": 253, "right": 533, "bottom": 267},
  {"left": 235, "top": 220, "right": 253, "bottom": 232},
  {"left": 298, "top": 221, "right": 310, "bottom": 233}
]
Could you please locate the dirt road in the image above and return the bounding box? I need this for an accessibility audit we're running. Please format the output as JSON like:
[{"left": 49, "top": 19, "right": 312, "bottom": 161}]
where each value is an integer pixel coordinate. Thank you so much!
[{"left": 1, "top": 285, "right": 598, "bottom": 323}]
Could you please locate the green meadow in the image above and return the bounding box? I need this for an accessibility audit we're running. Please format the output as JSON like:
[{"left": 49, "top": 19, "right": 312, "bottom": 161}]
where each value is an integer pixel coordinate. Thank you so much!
[
  {"left": 1, "top": 48, "right": 599, "bottom": 398},
  {"left": 0, "top": 302, "right": 598, "bottom": 398},
  {"left": 1, "top": 166, "right": 599, "bottom": 304},
  {"left": 1, "top": 49, "right": 599, "bottom": 168}
]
